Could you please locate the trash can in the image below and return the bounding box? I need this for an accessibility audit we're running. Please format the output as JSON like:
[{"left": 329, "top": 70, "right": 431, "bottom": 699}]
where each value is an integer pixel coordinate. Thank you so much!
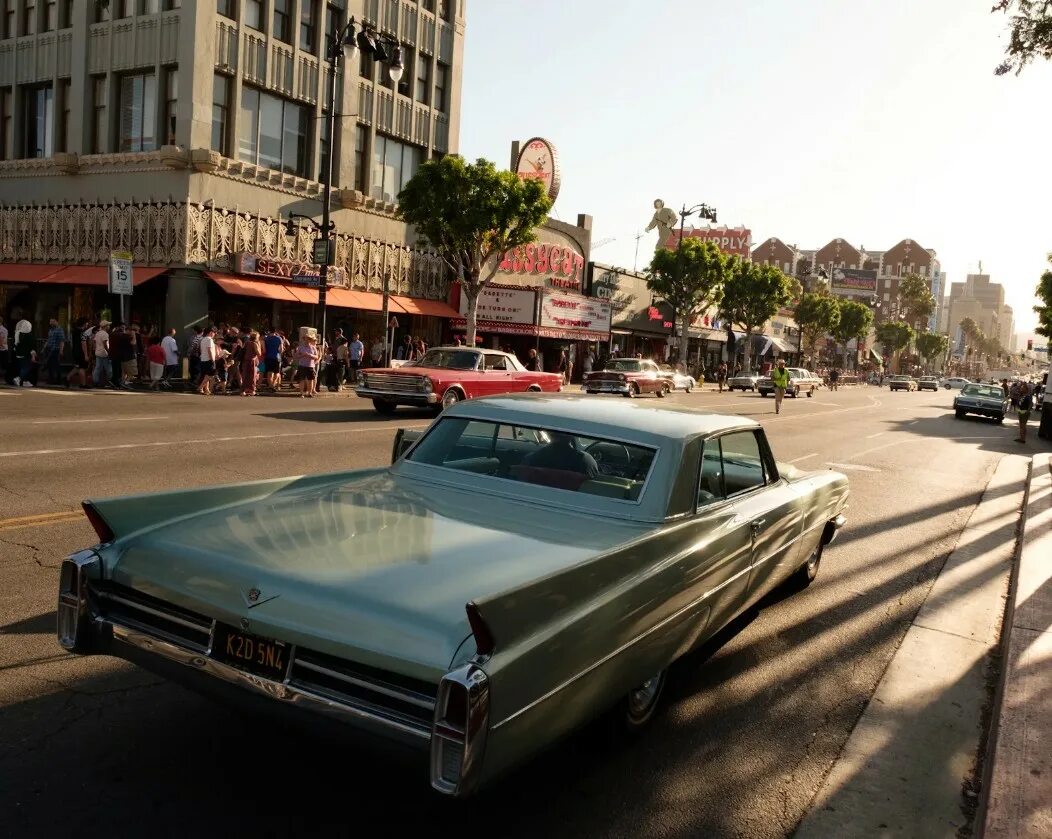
[{"left": 1039, "top": 399, "right": 1052, "bottom": 440}]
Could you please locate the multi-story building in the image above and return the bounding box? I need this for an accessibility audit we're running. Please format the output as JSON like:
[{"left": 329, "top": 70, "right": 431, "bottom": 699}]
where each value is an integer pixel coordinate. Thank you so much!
[
  {"left": 945, "top": 273, "right": 1014, "bottom": 350},
  {"left": 0, "top": 0, "right": 466, "bottom": 345}
]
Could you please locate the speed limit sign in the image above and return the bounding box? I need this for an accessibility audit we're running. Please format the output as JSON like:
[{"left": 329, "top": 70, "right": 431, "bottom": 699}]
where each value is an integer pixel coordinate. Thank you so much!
[{"left": 109, "top": 251, "right": 133, "bottom": 295}]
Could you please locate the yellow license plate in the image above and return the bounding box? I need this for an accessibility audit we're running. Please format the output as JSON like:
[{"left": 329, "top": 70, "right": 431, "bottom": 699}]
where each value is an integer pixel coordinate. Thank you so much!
[{"left": 211, "top": 623, "right": 289, "bottom": 681}]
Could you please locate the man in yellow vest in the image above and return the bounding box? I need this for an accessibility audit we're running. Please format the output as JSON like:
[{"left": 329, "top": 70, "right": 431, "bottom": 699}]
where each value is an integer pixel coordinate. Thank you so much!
[{"left": 771, "top": 359, "right": 790, "bottom": 415}]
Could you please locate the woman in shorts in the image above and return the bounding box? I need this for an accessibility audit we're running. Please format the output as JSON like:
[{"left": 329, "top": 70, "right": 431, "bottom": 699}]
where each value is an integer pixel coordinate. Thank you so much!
[
  {"left": 295, "top": 335, "right": 319, "bottom": 398},
  {"left": 145, "top": 337, "right": 166, "bottom": 390}
]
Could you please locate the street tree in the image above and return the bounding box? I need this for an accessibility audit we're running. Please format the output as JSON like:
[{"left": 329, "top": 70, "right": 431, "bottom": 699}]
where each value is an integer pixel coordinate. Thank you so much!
[
  {"left": 993, "top": 0, "right": 1052, "bottom": 75},
  {"left": 646, "top": 238, "right": 732, "bottom": 363},
  {"left": 897, "top": 273, "right": 936, "bottom": 332},
  {"left": 876, "top": 321, "right": 915, "bottom": 372},
  {"left": 831, "top": 301, "right": 874, "bottom": 369},
  {"left": 398, "top": 156, "right": 551, "bottom": 345},
  {"left": 915, "top": 331, "right": 949, "bottom": 372},
  {"left": 793, "top": 292, "right": 841, "bottom": 367},
  {"left": 1035, "top": 253, "right": 1052, "bottom": 338},
  {"left": 718, "top": 261, "right": 797, "bottom": 372}
]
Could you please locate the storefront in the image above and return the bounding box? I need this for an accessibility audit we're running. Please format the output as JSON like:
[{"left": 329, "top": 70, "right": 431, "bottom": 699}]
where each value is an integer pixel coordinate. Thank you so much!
[{"left": 589, "top": 263, "right": 674, "bottom": 363}]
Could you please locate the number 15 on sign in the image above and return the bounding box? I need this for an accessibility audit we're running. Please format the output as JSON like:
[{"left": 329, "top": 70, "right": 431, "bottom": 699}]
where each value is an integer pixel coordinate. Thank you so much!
[{"left": 109, "top": 251, "right": 134, "bottom": 296}]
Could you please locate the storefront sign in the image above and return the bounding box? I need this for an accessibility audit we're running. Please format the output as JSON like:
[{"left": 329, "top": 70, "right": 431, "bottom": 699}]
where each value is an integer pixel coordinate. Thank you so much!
[
  {"left": 234, "top": 252, "right": 348, "bottom": 288},
  {"left": 831, "top": 267, "right": 877, "bottom": 294},
  {"left": 498, "top": 242, "right": 584, "bottom": 290},
  {"left": 540, "top": 290, "right": 611, "bottom": 334},
  {"left": 515, "top": 137, "right": 561, "bottom": 203},
  {"left": 459, "top": 285, "right": 536, "bottom": 325},
  {"left": 665, "top": 226, "right": 752, "bottom": 258},
  {"left": 592, "top": 268, "right": 621, "bottom": 300}
]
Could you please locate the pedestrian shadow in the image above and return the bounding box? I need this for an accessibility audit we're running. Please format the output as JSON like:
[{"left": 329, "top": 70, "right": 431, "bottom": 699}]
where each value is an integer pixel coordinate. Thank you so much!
[
  {"left": 878, "top": 412, "right": 1052, "bottom": 455},
  {"left": 0, "top": 611, "right": 56, "bottom": 636}
]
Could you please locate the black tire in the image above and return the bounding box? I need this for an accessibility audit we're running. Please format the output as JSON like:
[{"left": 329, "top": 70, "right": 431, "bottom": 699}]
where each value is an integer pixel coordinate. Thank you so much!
[
  {"left": 610, "top": 669, "right": 668, "bottom": 733},
  {"left": 789, "top": 388, "right": 798, "bottom": 398},
  {"left": 372, "top": 399, "right": 397, "bottom": 415},
  {"left": 790, "top": 542, "right": 823, "bottom": 589},
  {"left": 759, "top": 391, "right": 769, "bottom": 398},
  {"left": 624, "top": 383, "right": 639, "bottom": 398},
  {"left": 657, "top": 382, "right": 670, "bottom": 398},
  {"left": 997, "top": 415, "right": 1004, "bottom": 424},
  {"left": 955, "top": 409, "right": 965, "bottom": 419}
]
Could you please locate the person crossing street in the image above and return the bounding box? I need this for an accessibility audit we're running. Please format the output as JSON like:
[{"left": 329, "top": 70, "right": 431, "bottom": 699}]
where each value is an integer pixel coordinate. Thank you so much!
[{"left": 771, "top": 359, "right": 790, "bottom": 415}]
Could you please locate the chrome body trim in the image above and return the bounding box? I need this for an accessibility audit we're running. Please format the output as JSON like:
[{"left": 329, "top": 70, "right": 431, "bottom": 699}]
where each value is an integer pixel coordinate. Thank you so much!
[
  {"left": 294, "top": 659, "right": 436, "bottom": 712},
  {"left": 430, "top": 665, "right": 490, "bottom": 796},
  {"left": 356, "top": 386, "right": 440, "bottom": 405},
  {"left": 95, "top": 591, "right": 212, "bottom": 635}
]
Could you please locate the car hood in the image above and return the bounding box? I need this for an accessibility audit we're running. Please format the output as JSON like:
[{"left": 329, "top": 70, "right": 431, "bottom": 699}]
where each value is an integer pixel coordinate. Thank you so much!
[{"left": 109, "top": 472, "right": 643, "bottom": 681}]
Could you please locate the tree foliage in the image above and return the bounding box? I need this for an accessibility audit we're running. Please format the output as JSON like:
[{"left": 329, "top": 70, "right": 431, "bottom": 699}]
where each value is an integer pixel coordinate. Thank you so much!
[
  {"left": 993, "top": 1, "right": 1052, "bottom": 75},
  {"left": 877, "top": 321, "right": 915, "bottom": 371},
  {"left": 719, "top": 262, "right": 796, "bottom": 370},
  {"left": 830, "top": 301, "right": 874, "bottom": 367},
  {"left": 916, "top": 331, "right": 949, "bottom": 369},
  {"left": 398, "top": 156, "right": 551, "bottom": 344},
  {"left": 1035, "top": 253, "right": 1052, "bottom": 338},
  {"left": 897, "top": 273, "right": 936, "bottom": 330},
  {"left": 646, "top": 239, "right": 732, "bottom": 356},
  {"left": 793, "top": 292, "right": 841, "bottom": 364}
]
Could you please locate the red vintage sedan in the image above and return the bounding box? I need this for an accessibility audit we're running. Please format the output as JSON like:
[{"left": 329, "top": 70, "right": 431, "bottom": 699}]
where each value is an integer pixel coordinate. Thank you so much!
[
  {"left": 584, "top": 358, "right": 672, "bottom": 398},
  {"left": 357, "top": 347, "right": 563, "bottom": 415}
]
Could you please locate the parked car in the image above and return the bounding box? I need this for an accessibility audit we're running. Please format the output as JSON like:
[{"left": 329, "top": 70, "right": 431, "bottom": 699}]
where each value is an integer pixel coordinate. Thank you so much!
[
  {"left": 954, "top": 383, "right": 1008, "bottom": 423},
  {"left": 658, "top": 364, "right": 696, "bottom": 393},
  {"left": 917, "top": 376, "right": 939, "bottom": 391},
  {"left": 942, "top": 377, "right": 972, "bottom": 390},
  {"left": 356, "top": 347, "right": 562, "bottom": 415},
  {"left": 757, "top": 368, "right": 821, "bottom": 398},
  {"left": 58, "top": 395, "right": 849, "bottom": 797},
  {"left": 585, "top": 358, "right": 671, "bottom": 397},
  {"left": 728, "top": 373, "right": 761, "bottom": 392},
  {"left": 887, "top": 375, "right": 918, "bottom": 392}
]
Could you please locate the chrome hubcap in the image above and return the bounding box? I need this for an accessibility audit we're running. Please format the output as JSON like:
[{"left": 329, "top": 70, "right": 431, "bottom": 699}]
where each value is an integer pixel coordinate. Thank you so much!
[
  {"left": 628, "top": 674, "right": 662, "bottom": 717},
  {"left": 442, "top": 391, "right": 459, "bottom": 409},
  {"left": 807, "top": 549, "right": 820, "bottom": 571}
]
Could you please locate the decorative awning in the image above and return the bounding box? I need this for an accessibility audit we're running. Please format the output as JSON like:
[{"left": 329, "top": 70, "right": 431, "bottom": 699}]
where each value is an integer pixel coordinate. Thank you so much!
[
  {"left": 38, "top": 266, "right": 167, "bottom": 286},
  {"left": 391, "top": 295, "right": 458, "bottom": 318},
  {"left": 208, "top": 273, "right": 302, "bottom": 302},
  {"left": 0, "top": 264, "right": 63, "bottom": 283},
  {"left": 450, "top": 318, "right": 608, "bottom": 342},
  {"left": 327, "top": 289, "right": 406, "bottom": 313}
]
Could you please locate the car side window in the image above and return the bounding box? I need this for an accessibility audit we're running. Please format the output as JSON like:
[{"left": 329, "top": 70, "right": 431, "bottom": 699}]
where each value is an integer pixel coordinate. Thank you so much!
[
  {"left": 485, "top": 353, "right": 508, "bottom": 371},
  {"left": 718, "top": 431, "right": 766, "bottom": 496},
  {"left": 698, "top": 440, "right": 726, "bottom": 508}
]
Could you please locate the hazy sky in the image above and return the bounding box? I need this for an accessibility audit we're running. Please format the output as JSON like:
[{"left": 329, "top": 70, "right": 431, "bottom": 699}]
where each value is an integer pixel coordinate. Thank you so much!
[{"left": 458, "top": 0, "right": 1051, "bottom": 336}]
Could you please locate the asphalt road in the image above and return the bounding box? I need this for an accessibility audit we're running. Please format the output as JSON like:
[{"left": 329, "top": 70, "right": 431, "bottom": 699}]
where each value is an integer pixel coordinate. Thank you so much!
[{"left": 1, "top": 383, "right": 1047, "bottom": 838}]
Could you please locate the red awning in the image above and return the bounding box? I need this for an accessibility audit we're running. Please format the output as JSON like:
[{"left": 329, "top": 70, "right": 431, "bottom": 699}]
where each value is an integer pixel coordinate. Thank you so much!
[
  {"left": 0, "top": 264, "right": 65, "bottom": 283},
  {"left": 326, "top": 289, "right": 410, "bottom": 313},
  {"left": 392, "top": 295, "right": 459, "bottom": 318},
  {"left": 450, "top": 318, "right": 608, "bottom": 342},
  {"left": 207, "top": 273, "right": 303, "bottom": 302},
  {"left": 36, "top": 266, "right": 168, "bottom": 286}
]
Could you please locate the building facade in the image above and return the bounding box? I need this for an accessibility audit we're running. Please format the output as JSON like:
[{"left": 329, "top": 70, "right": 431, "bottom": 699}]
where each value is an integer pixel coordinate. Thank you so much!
[
  {"left": 0, "top": 0, "right": 465, "bottom": 346},
  {"left": 945, "top": 273, "right": 1014, "bottom": 351}
]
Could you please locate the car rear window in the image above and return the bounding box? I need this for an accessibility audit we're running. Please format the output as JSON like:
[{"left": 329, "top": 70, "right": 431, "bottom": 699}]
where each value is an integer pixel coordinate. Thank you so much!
[
  {"left": 963, "top": 385, "right": 1003, "bottom": 398},
  {"left": 406, "top": 418, "right": 657, "bottom": 501}
]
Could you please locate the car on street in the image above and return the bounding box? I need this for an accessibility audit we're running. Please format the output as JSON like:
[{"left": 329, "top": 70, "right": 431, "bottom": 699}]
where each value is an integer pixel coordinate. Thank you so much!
[
  {"left": 356, "top": 347, "right": 562, "bottom": 415},
  {"left": 58, "top": 395, "right": 849, "bottom": 798},
  {"left": 917, "top": 376, "right": 939, "bottom": 391},
  {"left": 887, "top": 375, "right": 918, "bottom": 392},
  {"left": 728, "top": 373, "right": 761, "bottom": 392},
  {"left": 942, "top": 377, "right": 971, "bottom": 390},
  {"left": 757, "top": 368, "right": 822, "bottom": 398},
  {"left": 658, "top": 364, "right": 696, "bottom": 393},
  {"left": 585, "top": 358, "right": 671, "bottom": 397},
  {"left": 954, "top": 383, "right": 1009, "bottom": 423}
]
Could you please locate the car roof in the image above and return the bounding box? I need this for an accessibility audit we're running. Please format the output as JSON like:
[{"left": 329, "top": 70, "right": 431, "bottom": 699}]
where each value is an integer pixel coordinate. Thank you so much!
[{"left": 445, "top": 393, "right": 758, "bottom": 444}]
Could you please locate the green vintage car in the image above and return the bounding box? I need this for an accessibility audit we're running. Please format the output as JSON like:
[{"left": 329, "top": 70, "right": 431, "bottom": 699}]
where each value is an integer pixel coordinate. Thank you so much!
[{"left": 58, "top": 395, "right": 848, "bottom": 796}]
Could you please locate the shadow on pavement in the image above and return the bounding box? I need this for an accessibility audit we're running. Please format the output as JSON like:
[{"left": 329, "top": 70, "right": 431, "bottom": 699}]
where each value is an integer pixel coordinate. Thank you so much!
[
  {"left": 0, "top": 611, "right": 56, "bottom": 636},
  {"left": 255, "top": 408, "right": 436, "bottom": 424},
  {"left": 878, "top": 412, "right": 1052, "bottom": 455}
]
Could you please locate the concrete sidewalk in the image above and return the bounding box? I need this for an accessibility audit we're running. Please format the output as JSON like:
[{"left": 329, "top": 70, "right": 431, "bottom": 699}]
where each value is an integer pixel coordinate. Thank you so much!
[
  {"left": 795, "top": 454, "right": 1030, "bottom": 838},
  {"left": 982, "top": 453, "right": 1052, "bottom": 839}
]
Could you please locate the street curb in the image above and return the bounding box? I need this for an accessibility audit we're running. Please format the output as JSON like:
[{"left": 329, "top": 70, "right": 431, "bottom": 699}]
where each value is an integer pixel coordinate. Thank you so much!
[
  {"left": 794, "top": 455, "right": 1029, "bottom": 839},
  {"left": 981, "top": 453, "right": 1052, "bottom": 839}
]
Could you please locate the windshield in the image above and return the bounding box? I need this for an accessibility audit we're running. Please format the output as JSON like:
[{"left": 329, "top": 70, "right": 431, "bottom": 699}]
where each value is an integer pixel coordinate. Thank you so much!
[
  {"left": 920, "top": 377, "right": 937, "bottom": 381},
  {"left": 406, "top": 418, "right": 657, "bottom": 501},
  {"left": 604, "top": 360, "right": 642, "bottom": 372},
  {"left": 962, "top": 385, "right": 1003, "bottom": 398},
  {"left": 412, "top": 349, "right": 480, "bottom": 371}
]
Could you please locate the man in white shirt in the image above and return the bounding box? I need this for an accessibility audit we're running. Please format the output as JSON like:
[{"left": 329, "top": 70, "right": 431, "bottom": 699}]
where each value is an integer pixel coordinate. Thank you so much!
[
  {"left": 197, "top": 326, "right": 217, "bottom": 395},
  {"left": 160, "top": 328, "right": 180, "bottom": 386},
  {"left": 92, "top": 321, "right": 112, "bottom": 388},
  {"left": 0, "top": 316, "right": 8, "bottom": 384}
]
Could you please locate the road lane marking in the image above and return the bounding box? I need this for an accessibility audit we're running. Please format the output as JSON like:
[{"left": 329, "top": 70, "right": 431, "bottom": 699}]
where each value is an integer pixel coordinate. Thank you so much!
[
  {"left": 866, "top": 432, "right": 884, "bottom": 439},
  {"left": 32, "top": 416, "right": 167, "bottom": 425},
  {"left": 23, "top": 388, "right": 78, "bottom": 396},
  {"left": 0, "top": 422, "right": 432, "bottom": 459},
  {"left": 788, "top": 453, "right": 818, "bottom": 463},
  {"left": 827, "top": 462, "right": 882, "bottom": 472},
  {"left": 0, "top": 510, "right": 84, "bottom": 531}
]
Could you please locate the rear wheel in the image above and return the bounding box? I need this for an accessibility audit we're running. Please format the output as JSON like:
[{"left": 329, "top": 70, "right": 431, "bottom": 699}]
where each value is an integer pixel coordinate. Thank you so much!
[
  {"left": 657, "top": 382, "right": 671, "bottom": 398},
  {"left": 372, "top": 399, "right": 397, "bottom": 415},
  {"left": 610, "top": 669, "right": 668, "bottom": 733},
  {"left": 790, "top": 542, "right": 823, "bottom": 588}
]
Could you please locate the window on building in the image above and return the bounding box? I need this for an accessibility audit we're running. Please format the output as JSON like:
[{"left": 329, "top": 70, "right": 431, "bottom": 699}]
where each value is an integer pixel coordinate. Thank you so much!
[
  {"left": 163, "top": 67, "right": 177, "bottom": 144},
  {"left": 422, "top": 0, "right": 434, "bottom": 11},
  {"left": 138, "top": 0, "right": 161, "bottom": 13},
  {"left": 22, "top": 84, "right": 53, "bottom": 158},
  {"left": 57, "top": 78, "right": 70, "bottom": 151},
  {"left": 91, "top": 76, "right": 107, "bottom": 153},
  {"left": 325, "top": 3, "right": 341, "bottom": 51},
  {"left": 238, "top": 86, "right": 309, "bottom": 177},
  {"left": 299, "top": 0, "right": 316, "bottom": 52},
  {"left": 163, "top": 0, "right": 181, "bottom": 10},
  {"left": 21, "top": 0, "right": 36, "bottom": 35},
  {"left": 272, "top": 0, "right": 291, "bottom": 43},
  {"left": 58, "top": 0, "right": 72, "bottom": 26},
  {"left": 211, "top": 73, "right": 230, "bottom": 154},
  {"left": 359, "top": 44, "right": 374, "bottom": 80},
  {"left": 354, "top": 124, "right": 367, "bottom": 191},
  {"left": 118, "top": 72, "right": 157, "bottom": 152},
  {"left": 244, "top": 0, "right": 262, "bottom": 30},
  {"left": 438, "top": 0, "right": 452, "bottom": 21},
  {"left": 396, "top": 47, "right": 412, "bottom": 97},
  {"left": 94, "top": 0, "right": 109, "bottom": 21},
  {"left": 217, "top": 0, "right": 235, "bottom": 19},
  {"left": 42, "top": 0, "right": 55, "bottom": 30},
  {"left": 372, "top": 134, "right": 422, "bottom": 203},
  {"left": 434, "top": 62, "right": 448, "bottom": 112},
  {"left": 2, "top": 1, "right": 13, "bottom": 38},
  {"left": 415, "top": 54, "right": 431, "bottom": 104},
  {"left": 0, "top": 89, "right": 12, "bottom": 160}
]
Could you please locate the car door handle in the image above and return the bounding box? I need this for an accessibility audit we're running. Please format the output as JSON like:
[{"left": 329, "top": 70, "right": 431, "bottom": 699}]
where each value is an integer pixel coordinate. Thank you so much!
[{"left": 750, "top": 519, "right": 766, "bottom": 530}]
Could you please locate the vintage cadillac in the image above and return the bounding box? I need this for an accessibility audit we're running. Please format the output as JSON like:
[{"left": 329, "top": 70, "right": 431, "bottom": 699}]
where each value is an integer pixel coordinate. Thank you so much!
[
  {"left": 584, "top": 358, "right": 671, "bottom": 397},
  {"left": 356, "top": 347, "right": 562, "bottom": 414},
  {"left": 58, "top": 396, "right": 848, "bottom": 796}
]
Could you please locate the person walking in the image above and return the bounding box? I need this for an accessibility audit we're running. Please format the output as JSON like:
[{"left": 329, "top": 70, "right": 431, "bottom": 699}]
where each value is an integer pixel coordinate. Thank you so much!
[
  {"left": 295, "top": 334, "right": 319, "bottom": 397},
  {"left": 829, "top": 367, "right": 840, "bottom": 391},
  {"left": 583, "top": 347, "right": 595, "bottom": 376},
  {"left": 525, "top": 348, "right": 540, "bottom": 371},
  {"left": 263, "top": 327, "right": 283, "bottom": 391},
  {"left": 370, "top": 335, "right": 384, "bottom": 366},
  {"left": 334, "top": 337, "right": 349, "bottom": 391},
  {"left": 717, "top": 361, "right": 728, "bottom": 393},
  {"left": 188, "top": 325, "right": 202, "bottom": 383},
  {"left": 66, "top": 318, "right": 90, "bottom": 388},
  {"left": 348, "top": 332, "right": 364, "bottom": 383},
  {"left": 160, "top": 328, "right": 180, "bottom": 386},
  {"left": 241, "top": 331, "right": 261, "bottom": 396},
  {"left": 12, "top": 319, "right": 36, "bottom": 387},
  {"left": 771, "top": 359, "right": 790, "bottom": 414},
  {"left": 197, "top": 327, "right": 218, "bottom": 395},
  {"left": 146, "top": 336, "right": 166, "bottom": 390},
  {"left": 1012, "top": 380, "right": 1033, "bottom": 443},
  {"left": 0, "top": 316, "right": 8, "bottom": 383},
  {"left": 92, "top": 320, "right": 112, "bottom": 388},
  {"left": 42, "top": 318, "right": 65, "bottom": 384}
]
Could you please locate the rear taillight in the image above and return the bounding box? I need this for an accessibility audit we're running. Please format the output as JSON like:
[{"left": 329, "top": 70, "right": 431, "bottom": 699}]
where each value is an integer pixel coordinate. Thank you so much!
[
  {"left": 57, "top": 551, "right": 100, "bottom": 652},
  {"left": 82, "top": 502, "right": 115, "bottom": 544},
  {"left": 465, "top": 602, "right": 494, "bottom": 656},
  {"left": 431, "top": 665, "right": 490, "bottom": 796}
]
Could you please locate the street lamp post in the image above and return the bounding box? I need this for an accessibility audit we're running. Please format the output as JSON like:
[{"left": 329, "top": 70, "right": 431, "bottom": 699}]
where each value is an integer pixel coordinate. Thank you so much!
[{"left": 674, "top": 202, "right": 718, "bottom": 367}]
